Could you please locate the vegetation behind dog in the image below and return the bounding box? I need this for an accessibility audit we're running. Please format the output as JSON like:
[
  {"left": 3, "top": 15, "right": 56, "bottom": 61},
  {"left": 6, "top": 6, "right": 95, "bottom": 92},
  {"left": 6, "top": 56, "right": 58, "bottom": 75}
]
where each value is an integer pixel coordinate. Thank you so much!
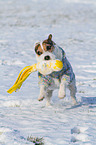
[{"left": 27, "top": 136, "right": 44, "bottom": 145}]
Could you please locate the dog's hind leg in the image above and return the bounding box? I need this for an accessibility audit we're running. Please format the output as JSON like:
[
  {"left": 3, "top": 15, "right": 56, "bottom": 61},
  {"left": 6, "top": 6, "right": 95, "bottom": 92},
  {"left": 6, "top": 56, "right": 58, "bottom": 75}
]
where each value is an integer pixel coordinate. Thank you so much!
[
  {"left": 46, "top": 90, "right": 53, "bottom": 106},
  {"left": 68, "top": 79, "right": 77, "bottom": 105}
]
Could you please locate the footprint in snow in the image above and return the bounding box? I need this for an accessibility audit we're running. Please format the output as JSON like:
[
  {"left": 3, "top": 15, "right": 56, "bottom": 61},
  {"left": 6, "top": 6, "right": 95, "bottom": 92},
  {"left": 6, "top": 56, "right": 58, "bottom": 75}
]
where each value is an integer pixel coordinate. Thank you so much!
[
  {"left": 71, "top": 126, "right": 88, "bottom": 134},
  {"left": 71, "top": 126, "right": 89, "bottom": 143}
]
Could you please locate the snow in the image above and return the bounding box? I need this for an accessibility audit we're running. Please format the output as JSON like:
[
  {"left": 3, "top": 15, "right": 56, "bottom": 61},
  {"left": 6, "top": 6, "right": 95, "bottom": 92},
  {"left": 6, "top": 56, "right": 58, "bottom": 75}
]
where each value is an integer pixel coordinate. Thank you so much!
[{"left": 0, "top": 0, "right": 96, "bottom": 144}]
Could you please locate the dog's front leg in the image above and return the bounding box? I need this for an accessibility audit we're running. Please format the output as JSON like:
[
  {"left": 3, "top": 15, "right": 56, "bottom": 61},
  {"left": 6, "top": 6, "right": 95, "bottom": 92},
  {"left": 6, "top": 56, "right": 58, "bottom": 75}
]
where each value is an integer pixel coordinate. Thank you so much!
[
  {"left": 38, "top": 84, "right": 47, "bottom": 101},
  {"left": 58, "top": 78, "right": 66, "bottom": 99}
]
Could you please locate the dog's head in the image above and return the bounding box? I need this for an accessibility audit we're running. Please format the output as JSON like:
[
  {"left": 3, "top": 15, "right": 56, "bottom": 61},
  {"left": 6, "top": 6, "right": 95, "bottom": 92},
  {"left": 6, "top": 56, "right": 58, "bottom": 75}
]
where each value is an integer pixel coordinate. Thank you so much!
[{"left": 35, "top": 34, "right": 56, "bottom": 62}]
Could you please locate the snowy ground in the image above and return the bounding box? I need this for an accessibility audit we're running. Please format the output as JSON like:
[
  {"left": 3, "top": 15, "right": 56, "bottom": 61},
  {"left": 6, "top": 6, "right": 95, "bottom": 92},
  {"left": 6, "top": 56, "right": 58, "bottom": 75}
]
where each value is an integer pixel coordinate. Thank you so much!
[{"left": 0, "top": 0, "right": 96, "bottom": 144}]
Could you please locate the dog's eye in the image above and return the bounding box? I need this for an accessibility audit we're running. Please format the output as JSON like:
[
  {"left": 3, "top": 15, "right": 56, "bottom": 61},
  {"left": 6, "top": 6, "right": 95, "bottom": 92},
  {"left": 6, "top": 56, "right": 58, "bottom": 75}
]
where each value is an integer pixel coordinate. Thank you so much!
[
  {"left": 46, "top": 46, "right": 51, "bottom": 50},
  {"left": 37, "top": 51, "right": 42, "bottom": 55}
]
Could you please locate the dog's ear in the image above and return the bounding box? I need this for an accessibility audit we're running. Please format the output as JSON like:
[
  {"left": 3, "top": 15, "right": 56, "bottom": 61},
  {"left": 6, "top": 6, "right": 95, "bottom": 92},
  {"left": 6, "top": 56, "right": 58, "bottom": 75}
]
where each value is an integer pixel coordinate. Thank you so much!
[{"left": 48, "top": 34, "right": 52, "bottom": 40}]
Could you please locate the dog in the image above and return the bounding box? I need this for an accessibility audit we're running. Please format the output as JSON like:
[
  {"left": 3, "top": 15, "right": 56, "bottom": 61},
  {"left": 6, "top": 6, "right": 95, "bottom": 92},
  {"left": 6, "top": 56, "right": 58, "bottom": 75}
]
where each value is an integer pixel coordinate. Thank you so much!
[{"left": 35, "top": 34, "right": 77, "bottom": 106}]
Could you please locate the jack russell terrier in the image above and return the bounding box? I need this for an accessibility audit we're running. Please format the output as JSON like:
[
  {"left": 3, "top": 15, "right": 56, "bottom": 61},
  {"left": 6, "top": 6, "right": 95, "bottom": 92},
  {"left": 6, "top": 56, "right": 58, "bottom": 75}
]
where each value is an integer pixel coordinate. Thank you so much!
[{"left": 35, "top": 34, "right": 77, "bottom": 106}]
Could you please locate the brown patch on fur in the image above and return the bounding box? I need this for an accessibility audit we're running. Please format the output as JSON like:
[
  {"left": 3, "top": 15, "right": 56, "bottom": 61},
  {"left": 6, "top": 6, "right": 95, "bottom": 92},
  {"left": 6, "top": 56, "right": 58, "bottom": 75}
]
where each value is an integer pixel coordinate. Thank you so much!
[
  {"left": 48, "top": 34, "right": 52, "bottom": 40},
  {"left": 42, "top": 34, "right": 55, "bottom": 52},
  {"left": 35, "top": 34, "right": 56, "bottom": 55},
  {"left": 35, "top": 43, "right": 43, "bottom": 56}
]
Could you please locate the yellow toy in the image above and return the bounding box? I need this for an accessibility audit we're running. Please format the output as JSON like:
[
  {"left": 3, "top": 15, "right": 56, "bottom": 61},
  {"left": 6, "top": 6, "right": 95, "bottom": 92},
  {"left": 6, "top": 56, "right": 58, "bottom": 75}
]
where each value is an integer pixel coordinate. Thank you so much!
[{"left": 7, "top": 60, "right": 63, "bottom": 94}]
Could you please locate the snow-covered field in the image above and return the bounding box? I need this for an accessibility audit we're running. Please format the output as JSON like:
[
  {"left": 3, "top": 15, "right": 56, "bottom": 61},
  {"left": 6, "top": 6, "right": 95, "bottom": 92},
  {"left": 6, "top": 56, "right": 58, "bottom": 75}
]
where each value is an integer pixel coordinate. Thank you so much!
[{"left": 0, "top": 0, "right": 96, "bottom": 144}]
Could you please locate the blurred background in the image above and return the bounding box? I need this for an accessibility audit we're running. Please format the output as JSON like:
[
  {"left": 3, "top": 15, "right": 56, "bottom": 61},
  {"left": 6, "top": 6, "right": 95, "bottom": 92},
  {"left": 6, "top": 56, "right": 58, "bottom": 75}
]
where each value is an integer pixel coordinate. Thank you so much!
[
  {"left": 0, "top": 0, "right": 96, "bottom": 144},
  {"left": 0, "top": 0, "right": 96, "bottom": 97}
]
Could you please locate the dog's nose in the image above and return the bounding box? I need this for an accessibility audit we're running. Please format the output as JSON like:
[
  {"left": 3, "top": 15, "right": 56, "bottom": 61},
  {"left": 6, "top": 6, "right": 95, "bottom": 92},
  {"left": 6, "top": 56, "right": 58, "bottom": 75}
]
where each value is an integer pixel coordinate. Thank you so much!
[{"left": 44, "top": 55, "right": 50, "bottom": 60}]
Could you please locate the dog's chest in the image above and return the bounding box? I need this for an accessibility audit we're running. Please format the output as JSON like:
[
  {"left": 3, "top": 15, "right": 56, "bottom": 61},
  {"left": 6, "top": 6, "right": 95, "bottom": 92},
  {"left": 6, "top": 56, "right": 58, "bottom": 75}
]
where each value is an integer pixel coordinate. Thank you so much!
[{"left": 48, "top": 78, "right": 60, "bottom": 90}]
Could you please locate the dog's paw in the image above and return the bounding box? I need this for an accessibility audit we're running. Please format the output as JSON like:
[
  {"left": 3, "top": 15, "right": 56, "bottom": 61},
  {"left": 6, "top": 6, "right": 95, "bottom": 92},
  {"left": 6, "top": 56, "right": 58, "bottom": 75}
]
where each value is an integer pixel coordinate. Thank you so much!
[
  {"left": 38, "top": 96, "right": 45, "bottom": 101},
  {"left": 46, "top": 101, "right": 51, "bottom": 106},
  {"left": 71, "top": 97, "right": 78, "bottom": 105},
  {"left": 58, "top": 94, "right": 66, "bottom": 99}
]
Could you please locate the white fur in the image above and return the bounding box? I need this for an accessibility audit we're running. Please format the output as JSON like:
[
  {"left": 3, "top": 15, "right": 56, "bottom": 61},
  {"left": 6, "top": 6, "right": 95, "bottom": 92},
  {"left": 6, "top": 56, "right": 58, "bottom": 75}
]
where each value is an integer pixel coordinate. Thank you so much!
[{"left": 36, "top": 48, "right": 77, "bottom": 106}]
